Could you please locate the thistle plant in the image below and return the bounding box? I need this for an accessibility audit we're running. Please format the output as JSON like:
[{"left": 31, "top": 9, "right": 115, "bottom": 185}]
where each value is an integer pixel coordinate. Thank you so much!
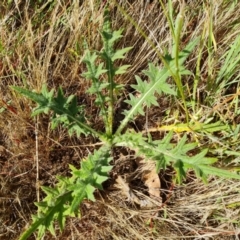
[{"left": 11, "top": 8, "right": 240, "bottom": 240}]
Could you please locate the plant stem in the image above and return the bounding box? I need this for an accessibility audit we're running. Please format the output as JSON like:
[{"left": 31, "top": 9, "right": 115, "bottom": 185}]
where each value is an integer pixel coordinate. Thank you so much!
[{"left": 106, "top": 59, "right": 114, "bottom": 138}]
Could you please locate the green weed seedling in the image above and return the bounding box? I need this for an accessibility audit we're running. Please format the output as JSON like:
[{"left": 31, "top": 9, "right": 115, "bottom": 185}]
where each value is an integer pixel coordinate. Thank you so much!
[{"left": 11, "top": 8, "right": 240, "bottom": 240}]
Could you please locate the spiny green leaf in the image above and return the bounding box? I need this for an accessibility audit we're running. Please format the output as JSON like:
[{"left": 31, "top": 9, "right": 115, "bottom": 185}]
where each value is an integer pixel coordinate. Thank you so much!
[
  {"left": 114, "top": 64, "right": 131, "bottom": 75},
  {"left": 11, "top": 85, "right": 51, "bottom": 116},
  {"left": 112, "top": 47, "right": 133, "bottom": 61},
  {"left": 35, "top": 202, "right": 48, "bottom": 208},
  {"left": 41, "top": 84, "right": 54, "bottom": 99},
  {"left": 47, "top": 222, "right": 55, "bottom": 236},
  {"left": 171, "top": 134, "right": 187, "bottom": 153},
  {"left": 192, "top": 165, "right": 208, "bottom": 184},
  {"left": 69, "top": 183, "right": 87, "bottom": 213},
  {"left": 11, "top": 86, "right": 49, "bottom": 106},
  {"left": 37, "top": 225, "right": 46, "bottom": 240},
  {"left": 85, "top": 184, "right": 96, "bottom": 201},
  {"left": 174, "top": 160, "right": 186, "bottom": 183},
  {"left": 155, "top": 154, "right": 166, "bottom": 172},
  {"left": 116, "top": 63, "right": 176, "bottom": 134},
  {"left": 56, "top": 206, "right": 66, "bottom": 232},
  {"left": 114, "top": 130, "right": 235, "bottom": 184},
  {"left": 41, "top": 186, "right": 59, "bottom": 197},
  {"left": 69, "top": 145, "right": 112, "bottom": 211},
  {"left": 199, "top": 165, "right": 240, "bottom": 180},
  {"left": 12, "top": 84, "right": 98, "bottom": 138},
  {"left": 181, "top": 142, "right": 198, "bottom": 153},
  {"left": 92, "top": 173, "right": 109, "bottom": 190},
  {"left": 19, "top": 191, "right": 72, "bottom": 240},
  {"left": 68, "top": 96, "right": 79, "bottom": 115},
  {"left": 101, "top": 165, "right": 113, "bottom": 173},
  {"left": 19, "top": 146, "right": 112, "bottom": 238},
  {"left": 188, "top": 149, "right": 210, "bottom": 164},
  {"left": 113, "top": 130, "right": 147, "bottom": 147}
]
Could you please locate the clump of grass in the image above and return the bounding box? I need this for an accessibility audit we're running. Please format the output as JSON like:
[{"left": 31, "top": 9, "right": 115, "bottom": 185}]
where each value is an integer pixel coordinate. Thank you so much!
[{"left": 1, "top": 0, "right": 240, "bottom": 239}]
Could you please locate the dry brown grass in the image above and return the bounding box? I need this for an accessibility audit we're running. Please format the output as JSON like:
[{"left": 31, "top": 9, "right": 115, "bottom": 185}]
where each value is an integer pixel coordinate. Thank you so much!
[{"left": 1, "top": 0, "right": 240, "bottom": 239}]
